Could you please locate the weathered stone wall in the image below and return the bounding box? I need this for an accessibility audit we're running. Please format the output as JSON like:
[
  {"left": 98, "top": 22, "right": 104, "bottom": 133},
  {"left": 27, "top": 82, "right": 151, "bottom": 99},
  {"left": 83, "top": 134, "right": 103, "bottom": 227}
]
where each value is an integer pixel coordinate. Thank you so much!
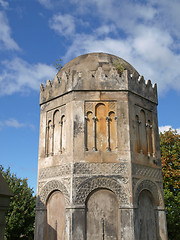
[{"left": 35, "top": 53, "right": 167, "bottom": 240}]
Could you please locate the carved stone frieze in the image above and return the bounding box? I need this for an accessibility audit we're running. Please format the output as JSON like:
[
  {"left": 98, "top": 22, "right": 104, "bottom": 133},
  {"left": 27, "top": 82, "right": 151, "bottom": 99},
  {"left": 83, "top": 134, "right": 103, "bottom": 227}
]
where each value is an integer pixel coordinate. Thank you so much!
[
  {"left": 39, "top": 180, "right": 70, "bottom": 205},
  {"left": 73, "top": 177, "right": 89, "bottom": 189},
  {"left": 134, "top": 179, "right": 163, "bottom": 207},
  {"left": 38, "top": 181, "right": 47, "bottom": 192},
  {"left": 132, "top": 164, "right": 162, "bottom": 180},
  {"left": 73, "top": 175, "right": 129, "bottom": 191},
  {"left": 74, "top": 176, "right": 129, "bottom": 206},
  {"left": 39, "top": 164, "right": 72, "bottom": 179},
  {"left": 73, "top": 162, "right": 128, "bottom": 175}
]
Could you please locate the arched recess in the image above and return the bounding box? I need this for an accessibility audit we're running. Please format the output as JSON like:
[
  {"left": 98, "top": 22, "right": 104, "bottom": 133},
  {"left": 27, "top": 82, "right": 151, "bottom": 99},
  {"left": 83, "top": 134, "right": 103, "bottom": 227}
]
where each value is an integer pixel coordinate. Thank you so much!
[
  {"left": 140, "top": 110, "right": 148, "bottom": 155},
  {"left": 134, "top": 180, "right": 163, "bottom": 240},
  {"left": 96, "top": 103, "right": 107, "bottom": 151},
  {"left": 61, "top": 115, "right": 66, "bottom": 153},
  {"left": 135, "top": 115, "right": 140, "bottom": 153},
  {"left": 47, "top": 120, "right": 52, "bottom": 156},
  {"left": 46, "top": 191, "right": 66, "bottom": 240},
  {"left": 134, "top": 179, "right": 162, "bottom": 208},
  {"left": 74, "top": 176, "right": 128, "bottom": 207},
  {"left": 147, "top": 120, "right": 153, "bottom": 156},
  {"left": 109, "top": 111, "right": 116, "bottom": 151},
  {"left": 86, "top": 111, "right": 93, "bottom": 151},
  {"left": 39, "top": 180, "right": 70, "bottom": 206},
  {"left": 53, "top": 110, "right": 60, "bottom": 155},
  {"left": 86, "top": 189, "right": 120, "bottom": 240},
  {"left": 135, "top": 190, "right": 157, "bottom": 240}
]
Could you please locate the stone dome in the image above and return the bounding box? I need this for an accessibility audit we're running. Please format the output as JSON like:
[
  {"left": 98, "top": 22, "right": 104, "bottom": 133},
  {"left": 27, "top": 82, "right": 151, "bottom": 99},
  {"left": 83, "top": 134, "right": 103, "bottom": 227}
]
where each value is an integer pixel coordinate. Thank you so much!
[
  {"left": 57, "top": 52, "right": 139, "bottom": 79},
  {"left": 40, "top": 52, "right": 157, "bottom": 104}
]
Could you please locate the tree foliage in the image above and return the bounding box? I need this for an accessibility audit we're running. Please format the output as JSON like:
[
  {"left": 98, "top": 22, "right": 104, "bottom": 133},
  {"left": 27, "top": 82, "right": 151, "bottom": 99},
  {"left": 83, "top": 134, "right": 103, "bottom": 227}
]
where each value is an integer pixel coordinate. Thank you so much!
[
  {"left": 0, "top": 166, "right": 36, "bottom": 240},
  {"left": 160, "top": 129, "right": 180, "bottom": 240},
  {"left": 54, "top": 58, "right": 62, "bottom": 70}
]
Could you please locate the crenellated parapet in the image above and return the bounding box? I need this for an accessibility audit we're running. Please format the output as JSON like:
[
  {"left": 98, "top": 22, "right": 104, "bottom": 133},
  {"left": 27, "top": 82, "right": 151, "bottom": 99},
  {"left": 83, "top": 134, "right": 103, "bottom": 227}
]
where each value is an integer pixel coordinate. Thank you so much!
[
  {"left": 40, "top": 53, "right": 158, "bottom": 104},
  {"left": 127, "top": 71, "right": 157, "bottom": 104}
]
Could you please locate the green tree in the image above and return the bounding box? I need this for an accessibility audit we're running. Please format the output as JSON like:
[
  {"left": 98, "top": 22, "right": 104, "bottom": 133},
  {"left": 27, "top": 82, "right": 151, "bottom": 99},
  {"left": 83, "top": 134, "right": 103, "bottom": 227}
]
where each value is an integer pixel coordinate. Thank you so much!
[
  {"left": 160, "top": 129, "right": 180, "bottom": 240},
  {"left": 0, "top": 166, "right": 36, "bottom": 240}
]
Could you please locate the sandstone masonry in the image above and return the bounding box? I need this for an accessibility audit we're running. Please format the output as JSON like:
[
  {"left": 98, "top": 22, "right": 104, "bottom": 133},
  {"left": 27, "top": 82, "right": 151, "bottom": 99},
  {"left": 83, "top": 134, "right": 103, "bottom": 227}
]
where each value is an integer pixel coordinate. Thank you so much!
[{"left": 35, "top": 53, "right": 168, "bottom": 240}]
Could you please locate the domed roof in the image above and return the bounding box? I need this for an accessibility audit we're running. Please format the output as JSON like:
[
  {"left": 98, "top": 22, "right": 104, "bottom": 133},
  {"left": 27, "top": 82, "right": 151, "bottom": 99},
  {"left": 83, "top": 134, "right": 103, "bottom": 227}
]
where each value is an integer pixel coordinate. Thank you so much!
[
  {"left": 57, "top": 52, "right": 139, "bottom": 78},
  {"left": 40, "top": 52, "right": 157, "bottom": 105}
]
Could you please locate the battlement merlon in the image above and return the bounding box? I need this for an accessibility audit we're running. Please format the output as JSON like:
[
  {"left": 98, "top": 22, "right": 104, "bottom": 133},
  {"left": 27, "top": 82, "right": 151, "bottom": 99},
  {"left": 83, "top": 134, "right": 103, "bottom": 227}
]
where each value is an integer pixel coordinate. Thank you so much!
[{"left": 39, "top": 68, "right": 158, "bottom": 105}]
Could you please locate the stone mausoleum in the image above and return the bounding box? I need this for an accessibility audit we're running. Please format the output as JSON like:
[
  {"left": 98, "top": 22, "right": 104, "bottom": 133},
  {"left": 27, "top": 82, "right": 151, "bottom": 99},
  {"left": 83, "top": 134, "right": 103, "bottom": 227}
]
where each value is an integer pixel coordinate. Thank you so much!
[{"left": 35, "top": 53, "right": 168, "bottom": 240}]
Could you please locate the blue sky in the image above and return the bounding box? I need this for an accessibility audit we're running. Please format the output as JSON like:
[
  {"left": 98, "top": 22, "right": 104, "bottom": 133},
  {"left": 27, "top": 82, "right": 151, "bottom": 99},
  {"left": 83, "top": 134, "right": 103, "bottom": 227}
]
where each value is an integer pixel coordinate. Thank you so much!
[{"left": 0, "top": 0, "right": 180, "bottom": 192}]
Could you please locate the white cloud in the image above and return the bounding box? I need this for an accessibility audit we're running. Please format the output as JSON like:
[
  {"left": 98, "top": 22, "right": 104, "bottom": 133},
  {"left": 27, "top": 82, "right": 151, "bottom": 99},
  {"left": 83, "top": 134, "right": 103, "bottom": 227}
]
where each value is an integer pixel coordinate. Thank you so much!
[
  {"left": 0, "top": 118, "right": 35, "bottom": 130},
  {"left": 0, "top": 57, "right": 56, "bottom": 95},
  {"left": 159, "top": 125, "right": 180, "bottom": 134},
  {"left": 0, "top": 11, "right": 20, "bottom": 50},
  {"left": 95, "top": 24, "right": 117, "bottom": 36},
  {"left": 0, "top": 0, "right": 9, "bottom": 9},
  {"left": 37, "top": 0, "right": 52, "bottom": 9},
  {"left": 62, "top": 30, "right": 180, "bottom": 94},
  {"left": 5, "top": 119, "right": 25, "bottom": 128},
  {"left": 49, "top": 14, "right": 75, "bottom": 37},
  {"left": 49, "top": 0, "right": 180, "bottom": 95}
]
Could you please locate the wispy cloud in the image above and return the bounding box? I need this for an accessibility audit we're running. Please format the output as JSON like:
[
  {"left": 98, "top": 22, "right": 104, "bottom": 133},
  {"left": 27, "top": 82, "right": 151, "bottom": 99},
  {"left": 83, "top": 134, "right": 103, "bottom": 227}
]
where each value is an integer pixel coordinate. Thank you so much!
[
  {"left": 159, "top": 125, "right": 180, "bottom": 134},
  {"left": 0, "top": 57, "right": 56, "bottom": 95},
  {"left": 5, "top": 118, "right": 25, "bottom": 128},
  {"left": 47, "top": 0, "right": 180, "bottom": 95},
  {"left": 0, "top": 0, "right": 9, "bottom": 9},
  {"left": 0, "top": 11, "right": 20, "bottom": 50},
  {"left": 37, "top": 0, "right": 52, "bottom": 9},
  {"left": 0, "top": 118, "right": 35, "bottom": 130},
  {"left": 38, "top": 0, "right": 62, "bottom": 9},
  {"left": 49, "top": 14, "right": 75, "bottom": 37}
]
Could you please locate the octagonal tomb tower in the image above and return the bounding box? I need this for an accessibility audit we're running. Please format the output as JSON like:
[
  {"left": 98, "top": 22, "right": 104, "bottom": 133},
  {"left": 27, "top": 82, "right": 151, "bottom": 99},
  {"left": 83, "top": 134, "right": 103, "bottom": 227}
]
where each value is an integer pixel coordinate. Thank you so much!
[{"left": 35, "top": 53, "right": 167, "bottom": 240}]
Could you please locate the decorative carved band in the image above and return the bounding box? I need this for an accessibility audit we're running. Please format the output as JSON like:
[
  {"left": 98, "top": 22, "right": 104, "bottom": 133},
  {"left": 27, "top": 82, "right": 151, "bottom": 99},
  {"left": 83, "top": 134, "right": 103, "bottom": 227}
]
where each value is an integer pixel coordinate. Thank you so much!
[
  {"left": 132, "top": 164, "right": 162, "bottom": 180},
  {"left": 39, "top": 164, "right": 72, "bottom": 179},
  {"left": 39, "top": 180, "right": 70, "bottom": 206},
  {"left": 73, "top": 162, "right": 128, "bottom": 175},
  {"left": 39, "top": 163, "right": 128, "bottom": 180},
  {"left": 134, "top": 179, "right": 163, "bottom": 207},
  {"left": 74, "top": 176, "right": 129, "bottom": 206}
]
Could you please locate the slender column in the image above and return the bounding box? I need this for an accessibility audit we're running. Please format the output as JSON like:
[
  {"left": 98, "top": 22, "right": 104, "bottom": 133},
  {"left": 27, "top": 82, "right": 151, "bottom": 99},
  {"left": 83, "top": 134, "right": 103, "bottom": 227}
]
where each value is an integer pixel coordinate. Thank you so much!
[
  {"left": 45, "top": 125, "right": 49, "bottom": 157},
  {"left": 59, "top": 120, "right": 63, "bottom": 153},
  {"left": 138, "top": 120, "right": 143, "bottom": 154},
  {"left": 92, "top": 116, "right": 97, "bottom": 151},
  {"left": 114, "top": 116, "right": 118, "bottom": 150},
  {"left": 84, "top": 116, "right": 88, "bottom": 151},
  {"left": 51, "top": 124, "right": 54, "bottom": 156},
  {"left": 146, "top": 122, "right": 153, "bottom": 157},
  {"left": 106, "top": 116, "right": 111, "bottom": 151},
  {"left": 136, "top": 117, "right": 141, "bottom": 153},
  {"left": 152, "top": 123, "right": 156, "bottom": 158}
]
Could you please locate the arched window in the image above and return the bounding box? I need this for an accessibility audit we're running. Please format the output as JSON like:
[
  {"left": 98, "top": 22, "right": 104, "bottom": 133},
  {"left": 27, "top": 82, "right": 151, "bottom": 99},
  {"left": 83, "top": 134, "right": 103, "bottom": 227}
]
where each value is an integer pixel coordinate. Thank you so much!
[
  {"left": 86, "top": 189, "right": 120, "bottom": 240},
  {"left": 46, "top": 120, "right": 52, "bottom": 156},
  {"left": 61, "top": 115, "right": 66, "bottom": 153},
  {"left": 46, "top": 191, "right": 66, "bottom": 240},
  {"left": 135, "top": 115, "right": 140, "bottom": 153},
  {"left": 96, "top": 103, "right": 107, "bottom": 151},
  {"left": 53, "top": 110, "right": 60, "bottom": 155},
  {"left": 86, "top": 111, "right": 93, "bottom": 151},
  {"left": 147, "top": 120, "right": 153, "bottom": 156},
  {"left": 109, "top": 111, "right": 116, "bottom": 151},
  {"left": 140, "top": 110, "right": 148, "bottom": 155}
]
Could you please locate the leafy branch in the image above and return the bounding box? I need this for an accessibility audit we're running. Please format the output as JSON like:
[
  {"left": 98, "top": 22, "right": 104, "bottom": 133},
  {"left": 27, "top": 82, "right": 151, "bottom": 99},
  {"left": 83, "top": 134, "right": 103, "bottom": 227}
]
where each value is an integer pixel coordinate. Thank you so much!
[
  {"left": 54, "top": 58, "right": 63, "bottom": 70},
  {"left": 113, "top": 59, "right": 125, "bottom": 76}
]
